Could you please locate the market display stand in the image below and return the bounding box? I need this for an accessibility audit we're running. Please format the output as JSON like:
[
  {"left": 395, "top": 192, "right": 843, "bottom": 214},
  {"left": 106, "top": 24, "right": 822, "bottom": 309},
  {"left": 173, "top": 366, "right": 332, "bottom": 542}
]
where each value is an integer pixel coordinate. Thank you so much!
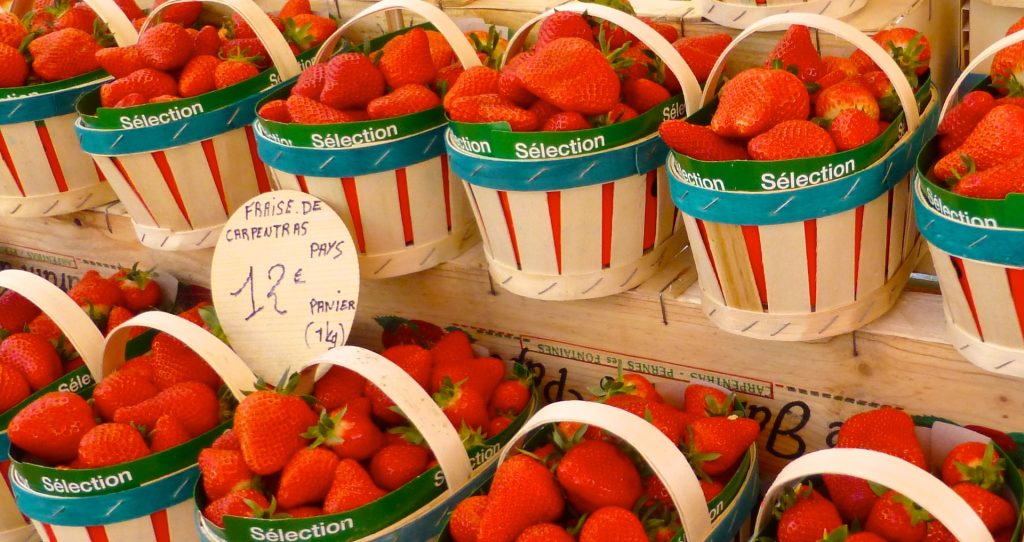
[{"left": 1, "top": 208, "right": 1019, "bottom": 476}]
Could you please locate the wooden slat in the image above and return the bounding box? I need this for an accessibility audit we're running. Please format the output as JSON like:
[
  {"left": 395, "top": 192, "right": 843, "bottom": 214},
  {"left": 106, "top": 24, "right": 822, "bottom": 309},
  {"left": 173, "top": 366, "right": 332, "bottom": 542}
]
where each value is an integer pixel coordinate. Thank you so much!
[
  {"left": 610, "top": 174, "right": 646, "bottom": 267},
  {"left": 211, "top": 130, "right": 260, "bottom": 214},
  {"left": 887, "top": 180, "right": 910, "bottom": 279},
  {"left": 45, "top": 114, "right": 96, "bottom": 191},
  {"left": 760, "top": 221, "right": 811, "bottom": 313},
  {"left": 103, "top": 516, "right": 158, "bottom": 542},
  {"left": 857, "top": 192, "right": 890, "bottom": 298},
  {"left": 466, "top": 185, "right": 517, "bottom": 270},
  {"left": 680, "top": 214, "right": 724, "bottom": 304},
  {"left": 3, "top": 122, "right": 55, "bottom": 197},
  {"left": 165, "top": 142, "right": 224, "bottom": 230},
  {"left": 930, "top": 247, "right": 981, "bottom": 338},
  {"left": 94, "top": 158, "right": 157, "bottom": 228},
  {"left": 165, "top": 501, "right": 201, "bottom": 542},
  {"left": 116, "top": 153, "right": 191, "bottom": 232},
  {"left": 303, "top": 176, "right": 351, "bottom": 236},
  {"left": 964, "top": 259, "right": 1024, "bottom": 348},
  {"left": 506, "top": 190, "right": 558, "bottom": 275},
  {"left": 704, "top": 221, "right": 762, "bottom": 311},
  {"left": 43, "top": 524, "right": 91, "bottom": 542},
  {"left": 560, "top": 183, "right": 604, "bottom": 275},
  {"left": 654, "top": 168, "right": 676, "bottom": 245},
  {"left": 815, "top": 209, "right": 857, "bottom": 311},
  {"left": 354, "top": 170, "right": 405, "bottom": 254},
  {"left": 404, "top": 158, "right": 449, "bottom": 247}
]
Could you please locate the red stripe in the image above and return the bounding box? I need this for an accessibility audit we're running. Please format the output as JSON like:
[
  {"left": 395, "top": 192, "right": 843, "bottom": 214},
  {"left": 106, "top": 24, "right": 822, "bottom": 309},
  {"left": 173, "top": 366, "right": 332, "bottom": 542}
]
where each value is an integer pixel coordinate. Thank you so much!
[
  {"left": 601, "top": 182, "right": 614, "bottom": 268},
  {"left": 296, "top": 174, "right": 309, "bottom": 193},
  {"left": 42, "top": 523, "right": 58, "bottom": 542},
  {"left": 441, "top": 154, "right": 452, "bottom": 231},
  {"left": 244, "top": 126, "right": 272, "bottom": 194},
  {"left": 498, "top": 191, "right": 522, "bottom": 269},
  {"left": 853, "top": 206, "right": 865, "bottom": 296},
  {"left": 35, "top": 122, "right": 69, "bottom": 193},
  {"left": 805, "top": 220, "right": 817, "bottom": 310},
  {"left": 152, "top": 151, "right": 192, "bottom": 227},
  {"left": 151, "top": 509, "right": 171, "bottom": 542},
  {"left": 341, "top": 177, "right": 366, "bottom": 253},
  {"left": 883, "top": 190, "right": 894, "bottom": 277},
  {"left": 112, "top": 158, "right": 157, "bottom": 223},
  {"left": 1008, "top": 268, "right": 1024, "bottom": 339},
  {"left": 642, "top": 171, "right": 657, "bottom": 251},
  {"left": 93, "top": 162, "right": 106, "bottom": 182},
  {"left": 201, "top": 140, "right": 229, "bottom": 215},
  {"left": 952, "top": 257, "right": 984, "bottom": 339},
  {"left": 0, "top": 132, "right": 24, "bottom": 196},
  {"left": 395, "top": 168, "right": 414, "bottom": 246},
  {"left": 0, "top": 459, "right": 11, "bottom": 492},
  {"left": 741, "top": 226, "right": 768, "bottom": 308},
  {"left": 547, "top": 191, "right": 561, "bottom": 274},
  {"left": 695, "top": 219, "right": 723, "bottom": 292},
  {"left": 86, "top": 525, "right": 109, "bottom": 542}
]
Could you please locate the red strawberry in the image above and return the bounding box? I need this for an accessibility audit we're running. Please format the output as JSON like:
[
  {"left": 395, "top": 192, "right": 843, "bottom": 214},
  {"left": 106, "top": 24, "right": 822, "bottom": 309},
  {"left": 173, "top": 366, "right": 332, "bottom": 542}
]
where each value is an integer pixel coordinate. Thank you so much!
[
  {"left": 674, "top": 33, "right": 732, "bottom": 60},
  {"left": 847, "top": 533, "right": 888, "bottom": 542},
  {"left": 212, "top": 429, "right": 241, "bottom": 451},
  {"left": 684, "top": 415, "right": 760, "bottom": 476},
  {"left": 659, "top": 120, "right": 749, "bottom": 161},
  {"left": 828, "top": 108, "right": 880, "bottom": 152},
  {"left": 683, "top": 384, "right": 731, "bottom": 416},
  {"left": 748, "top": 120, "right": 836, "bottom": 161},
  {"left": 78, "top": 423, "right": 150, "bottom": 468},
  {"left": 425, "top": 30, "right": 455, "bottom": 70},
  {"left": 924, "top": 522, "right": 958, "bottom": 542},
  {"left": 281, "top": 506, "right": 322, "bottom": 518},
  {"left": 96, "top": 47, "right": 146, "bottom": 79},
  {"left": 203, "top": 488, "right": 270, "bottom": 528},
  {"left": 0, "top": 363, "right": 30, "bottom": 412},
  {"left": 542, "top": 111, "right": 590, "bottom": 131},
  {"left": 192, "top": 25, "right": 220, "bottom": 57},
  {"left": 537, "top": 11, "right": 593, "bottom": 48},
  {"left": 488, "top": 415, "right": 513, "bottom": 438},
  {"left": 149, "top": 414, "right": 192, "bottom": 452},
  {"left": 444, "top": 65, "right": 500, "bottom": 110},
  {"left": 933, "top": 105, "right": 1024, "bottom": 181},
  {"left": 623, "top": 78, "right": 669, "bottom": 113},
  {"left": 776, "top": 486, "right": 844, "bottom": 542},
  {"left": 114, "top": 93, "right": 147, "bottom": 108},
  {"left": 823, "top": 55, "right": 860, "bottom": 77},
  {"left": 952, "top": 483, "right": 1017, "bottom": 534},
  {"left": 765, "top": 24, "right": 826, "bottom": 83},
  {"left": 100, "top": 68, "right": 178, "bottom": 107},
  {"left": 306, "top": 406, "right": 383, "bottom": 460},
  {"left": 370, "top": 442, "right": 430, "bottom": 490},
  {"left": 320, "top": 53, "right": 385, "bottom": 109},
  {"left": 292, "top": 64, "right": 329, "bottom": 100},
  {"left": 578, "top": 507, "right": 648, "bottom": 542},
  {"left": 0, "top": 291, "right": 39, "bottom": 334},
  {"left": 285, "top": 14, "right": 336, "bottom": 52},
  {"left": 199, "top": 448, "right": 254, "bottom": 500},
  {"left": 258, "top": 99, "right": 291, "bottom": 123},
  {"left": 853, "top": 28, "right": 930, "bottom": 80},
  {"left": 435, "top": 64, "right": 464, "bottom": 94},
  {"left": 528, "top": 100, "right": 561, "bottom": 126},
  {"left": 276, "top": 446, "right": 340, "bottom": 508},
  {"left": 431, "top": 355, "right": 504, "bottom": 398},
  {"left": 278, "top": 0, "right": 312, "bottom": 19},
  {"left": 431, "top": 331, "right": 475, "bottom": 365},
  {"left": 53, "top": 3, "right": 96, "bottom": 33},
  {"left": 368, "top": 84, "right": 441, "bottom": 120},
  {"left": 220, "top": 38, "right": 268, "bottom": 67},
  {"left": 92, "top": 369, "right": 159, "bottom": 421},
  {"left": 669, "top": 40, "right": 720, "bottom": 85},
  {"left": 434, "top": 377, "right": 489, "bottom": 431},
  {"left": 313, "top": 366, "right": 366, "bottom": 411},
  {"left": 517, "top": 523, "right": 575, "bottom": 542},
  {"left": 519, "top": 37, "right": 620, "bottom": 115},
  {"left": 138, "top": 23, "right": 193, "bottom": 71},
  {"left": 150, "top": 332, "right": 222, "bottom": 390},
  {"left": 450, "top": 495, "right": 487, "bottom": 542},
  {"left": 287, "top": 95, "right": 362, "bottom": 124},
  {"left": 476, "top": 454, "right": 564, "bottom": 542},
  {"left": 153, "top": 0, "right": 202, "bottom": 26},
  {"left": 941, "top": 441, "right": 1004, "bottom": 489},
  {"left": 215, "top": 56, "right": 259, "bottom": 90},
  {"left": 640, "top": 16, "right": 678, "bottom": 42},
  {"left": 376, "top": 316, "right": 445, "bottom": 349},
  {"left": 557, "top": 439, "right": 642, "bottom": 513},
  {"left": 938, "top": 91, "right": 997, "bottom": 155},
  {"left": 175, "top": 55, "right": 219, "bottom": 98},
  {"left": 1, "top": 333, "right": 62, "bottom": 391},
  {"left": 448, "top": 94, "right": 539, "bottom": 131},
  {"left": 28, "top": 27, "right": 101, "bottom": 82},
  {"left": 114, "top": 380, "right": 220, "bottom": 437},
  {"left": 952, "top": 150, "right": 1024, "bottom": 199},
  {"left": 107, "top": 306, "right": 138, "bottom": 337},
  {"left": 710, "top": 68, "right": 809, "bottom": 138},
  {"left": 865, "top": 491, "right": 930, "bottom": 542},
  {"left": 815, "top": 80, "right": 880, "bottom": 121},
  {"left": 496, "top": 52, "right": 535, "bottom": 107},
  {"left": 110, "top": 0, "right": 143, "bottom": 19},
  {"left": 323, "top": 459, "right": 387, "bottom": 513},
  {"left": 489, "top": 378, "right": 530, "bottom": 417},
  {"left": 234, "top": 377, "right": 318, "bottom": 475},
  {"left": 378, "top": 27, "right": 436, "bottom": 88},
  {"left": 9, "top": 391, "right": 96, "bottom": 463},
  {"left": 0, "top": 13, "right": 27, "bottom": 49}
]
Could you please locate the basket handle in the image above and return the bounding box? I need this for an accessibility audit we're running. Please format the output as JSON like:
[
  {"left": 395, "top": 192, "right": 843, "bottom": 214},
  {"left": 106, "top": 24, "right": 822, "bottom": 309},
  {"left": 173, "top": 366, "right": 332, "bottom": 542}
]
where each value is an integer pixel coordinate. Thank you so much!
[
  {"left": 941, "top": 29, "right": 1024, "bottom": 119},
  {"left": 497, "top": 401, "right": 713, "bottom": 542},
  {"left": 8, "top": 0, "right": 138, "bottom": 46},
  {"left": 103, "top": 311, "right": 257, "bottom": 400},
  {"left": 702, "top": 13, "right": 921, "bottom": 131},
  {"left": 502, "top": 1, "right": 702, "bottom": 116},
  {"left": 755, "top": 448, "right": 994, "bottom": 542},
  {"left": 300, "top": 346, "right": 473, "bottom": 493},
  {"left": 312, "top": 0, "right": 481, "bottom": 69},
  {"left": 0, "top": 270, "right": 106, "bottom": 380},
  {"left": 143, "top": 0, "right": 301, "bottom": 80}
]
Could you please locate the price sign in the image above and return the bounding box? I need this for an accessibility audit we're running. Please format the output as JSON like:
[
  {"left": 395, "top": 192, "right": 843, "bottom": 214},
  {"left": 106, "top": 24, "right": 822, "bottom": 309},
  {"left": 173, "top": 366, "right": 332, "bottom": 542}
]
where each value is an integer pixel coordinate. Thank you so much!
[{"left": 211, "top": 191, "right": 359, "bottom": 381}]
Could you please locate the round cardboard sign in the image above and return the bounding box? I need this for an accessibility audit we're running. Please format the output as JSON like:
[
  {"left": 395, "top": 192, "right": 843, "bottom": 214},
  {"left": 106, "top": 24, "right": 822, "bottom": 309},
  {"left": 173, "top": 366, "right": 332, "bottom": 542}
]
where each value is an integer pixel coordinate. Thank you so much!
[{"left": 211, "top": 190, "right": 360, "bottom": 381}]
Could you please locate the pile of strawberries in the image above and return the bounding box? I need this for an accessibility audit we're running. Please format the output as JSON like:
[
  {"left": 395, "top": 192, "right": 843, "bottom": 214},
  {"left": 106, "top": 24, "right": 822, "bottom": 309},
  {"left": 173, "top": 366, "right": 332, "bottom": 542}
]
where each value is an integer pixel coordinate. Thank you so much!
[
  {"left": 0, "top": 267, "right": 162, "bottom": 417},
  {"left": 199, "top": 321, "right": 533, "bottom": 527},
  {"left": 447, "top": 374, "right": 761, "bottom": 542},
  {"left": 927, "top": 17, "right": 1024, "bottom": 199},
  {"left": 660, "top": 24, "right": 930, "bottom": 162},
  {"left": 96, "top": 0, "right": 335, "bottom": 108},
  {"left": 764, "top": 408, "right": 1017, "bottom": 542},
  {"left": 8, "top": 300, "right": 227, "bottom": 469}
]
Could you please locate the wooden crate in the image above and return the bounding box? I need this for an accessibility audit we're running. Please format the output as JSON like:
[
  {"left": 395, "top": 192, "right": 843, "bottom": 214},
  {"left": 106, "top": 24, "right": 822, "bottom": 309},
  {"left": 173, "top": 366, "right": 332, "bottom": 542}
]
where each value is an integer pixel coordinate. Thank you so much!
[
  {"left": 963, "top": 0, "right": 1024, "bottom": 74},
  {"left": 0, "top": 208, "right": 1021, "bottom": 476}
]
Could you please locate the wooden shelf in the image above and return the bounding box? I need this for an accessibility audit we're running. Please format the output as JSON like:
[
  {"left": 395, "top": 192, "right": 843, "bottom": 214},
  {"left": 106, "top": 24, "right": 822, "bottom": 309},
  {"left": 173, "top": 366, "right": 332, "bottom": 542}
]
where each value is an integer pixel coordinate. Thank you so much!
[{"left": 1, "top": 208, "right": 1020, "bottom": 475}]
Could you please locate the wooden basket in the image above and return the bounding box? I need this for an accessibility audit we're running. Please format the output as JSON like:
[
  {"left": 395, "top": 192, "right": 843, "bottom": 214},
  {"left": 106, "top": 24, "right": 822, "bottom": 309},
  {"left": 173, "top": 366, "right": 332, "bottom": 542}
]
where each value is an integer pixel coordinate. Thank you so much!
[
  {"left": 0, "top": 0, "right": 137, "bottom": 219},
  {"left": 195, "top": 345, "right": 539, "bottom": 542},
  {"left": 670, "top": 13, "right": 939, "bottom": 341},
  {"left": 697, "top": 0, "right": 868, "bottom": 29},
  {"left": 74, "top": 0, "right": 304, "bottom": 252},
  {"left": 445, "top": 2, "right": 702, "bottom": 301},
  {"left": 915, "top": 29, "right": 1024, "bottom": 379},
  {"left": 11, "top": 311, "right": 257, "bottom": 542},
  {"left": 0, "top": 271, "right": 107, "bottom": 542},
  {"left": 255, "top": 0, "right": 481, "bottom": 279}
]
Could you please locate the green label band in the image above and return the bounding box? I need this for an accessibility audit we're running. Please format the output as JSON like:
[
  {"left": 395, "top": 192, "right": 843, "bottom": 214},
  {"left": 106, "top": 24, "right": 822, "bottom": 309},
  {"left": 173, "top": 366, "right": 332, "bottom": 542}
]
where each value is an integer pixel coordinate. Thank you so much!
[{"left": 0, "top": 71, "right": 108, "bottom": 125}]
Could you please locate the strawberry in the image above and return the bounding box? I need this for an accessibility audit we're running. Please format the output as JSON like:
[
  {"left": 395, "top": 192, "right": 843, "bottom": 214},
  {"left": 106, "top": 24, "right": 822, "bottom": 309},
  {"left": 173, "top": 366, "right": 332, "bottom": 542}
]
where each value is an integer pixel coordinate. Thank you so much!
[
  {"left": 516, "top": 524, "right": 575, "bottom": 542},
  {"left": 623, "top": 78, "right": 669, "bottom": 113},
  {"left": 312, "top": 366, "right": 366, "bottom": 411},
  {"left": 815, "top": 80, "right": 880, "bottom": 121},
  {"left": 370, "top": 442, "right": 430, "bottom": 490},
  {"left": 203, "top": 488, "right": 271, "bottom": 528},
  {"left": 683, "top": 384, "right": 731, "bottom": 416},
  {"left": 528, "top": 100, "right": 561, "bottom": 126},
  {"left": 542, "top": 111, "right": 590, "bottom": 131},
  {"left": 150, "top": 331, "right": 223, "bottom": 390},
  {"left": 0, "top": 13, "right": 27, "bottom": 49},
  {"left": 487, "top": 415, "right": 513, "bottom": 438},
  {"left": 149, "top": 414, "right": 192, "bottom": 452},
  {"left": 138, "top": 23, "right": 193, "bottom": 72},
  {"left": 495, "top": 53, "right": 535, "bottom": 107},
  {"left": 1, "top": 333, "right": 62, "bottom": 391},
  {"left": 448, "top": 94, "right": 539, "bottom": 131},
  {"left": 710, "top": 68, "right": 809, "bottom": 138},
  {"left": 684, "top": 415, "right": 760, "bottom": 476},
  {"left": 0, "top": 363, "right": 30, "bottom": 412},
  {"left": 924, "top": 522, "right": 957, "bottom": 542},
  {"left": 220, "top": 38, "right": 267, "bottom": 66},
  {"left": 153, "top": 0, "right": 201, "bottom": 26},
  {"left": 28, "top": 27, "right": 101, "bottom": 82},
  {"left": 281, "top": 506, "right": 322, "bottom": 518},
  {"left": 9, "top": 391, "right": 96, "bottom": 464},
  {"left": 53, "top": 3, "right": 96, "bottom": 34},
  {"left": 114, "top": 93, "right": 147, "bottom": 108},
  {"left": 287, "top": 95, "right": 361, "bottom": 124},
  {"left": 431, "top": 330, "right": 475, "bottom": 365},
  {"left": 376, "top": 316, "right": 445, "bottom": 349},
  {"left": 378, "top": 27, "right": 436, "bottom": 88},
  {"left": 444, "top": 65, "right": 500, "bottom": 110},
  {"left": 640, "top": 17, "right": 678, "bottom": 42},
  {"left": 435, "top": 63, "right": 464, "bottom": 94},
  {"left": 199, "top": 448, "right": 254, "bottom": 500},
  {"left": 519, "top": 37, "right": 620, "bottom": 115},
  {"left": 829, "top": 108, "right": 881, "bottom": 151},
  {"left": 275, "top": 446, "right": 340, "bottom": 508},
  {"left": 557, "top": 439, "right": 642, "bottom": 513},
  {"left": 368, "top": 84, "right": 441, "bottom": 120},
  {"left": 674, "top": 33, "right": 732, "bottom": 60},
  {"left": 450, "top": 495, "right": 487, "bottom": 542},
  {"left": 105, "top": 305, "right": 135, "bottom": 334},
  {"left": 175, "top": 55, "right": 220, "bottom": 99},
  {"left": 258, "top": 99, "right": 291, "bottom": 123},
  {"left": 434, "top": 377, "right": 489, "bottom": 431},
  {"left": 865, "top": 491, "right": 930, "bottom": 542},
  {"left": 234, "top": 375, "right": 318, "bottom": 475},
  {"left": 0, "top": 290, "right": 39, "bottom": 334},
  {"left": 212, "top": 429, "right": 241, "bottom": 451},
  {"left": 306, "top": 406, "right": 383, "bottom": 460},
  {"left": 857, "top": 71, "right": 899, "bottom": 121},
  {"left": 320, "top": 53, "right": 385, "bottom": 110},
  {"left": 78, "top": 423, "right": 150, "bottom": 468},
  {"left": 323, "top": 458, "right": 387, "bottom": 513},
  {"left": 659, "top": 120, "right": 747, "bottom": 161},
  {"left": 425, "top": 30, "right": 455, "bottom": 70},
  {"left": 215, "top": 56, "right": 260, "bottom": 90},
  {"left": 151, "top": 95, "right": 183, "bottom": 105},
  {"left": 101, "top": 68, "right": 178, "bottom": 107},
  {"left": 96, "top": 47, "right": 146, "bottom": 79},
  {"left": 476, "top": 454, "right": 564, "bottom": 542},
  {"left": 854, "top": 28, "right": 930, "bottom": 82},
  {"left": 952, "top": 150, "right": 1024, "bottom": 199},
  {"left": 823, "top": 55, "right": 860, "bottom": 78},
  {"left": 578, "top": 506, "right": 648, "bottom": 542},
  {"left": 537, "top": 11, "right": 593, "bottom": 48},
  {"left": 291, "top": 63, "right": 328, "bottom": 99},
  {"left": 941, "top": 441, "right": 1004, "bottom": 489},
  {"left": 114, "top": 380, "right": 220, "bottom": 437},
  {"left": 278, "top": 0, "right": 312, "bottom": 19},
  {"left": 285, "top": 14, "right": 336, "bottom": 52},
  {"left": 991, "top": 38, "right": 1024, "bottom": 96},
  {"left": 489, "top": 378, "right": 530, "bottom": 417},
  {"left": 71, "top": 271, "right": 129, "bottom": 316},
  {"left": 92, "top": 369, "right": 158, "bottom": 421},
  {"left": 765, "top": 24, "right": 826, "bottom": 83},
  {"left": 118, "top": 353, "right": 153, "bottom": 382},
  {"left": 932, "top": 105, "right": 1024, "bottom": 181},
  {"left": 938, "top": 91, "right": 997, "bottom": 155},
  {"left": 669, "top": 40, "right": 720, "bottom": 85},
  {"left": 189, "top": 25, "right": 220, "bottom": 56},
  {"left": 431, "top": 355, "right": 504, "bottom": 398},
  {"left": 953, "top": 483, "right": 1017, "bottom": 534},
  {"left": 615, "top": 44, "right": 653, "bottom": 80},
  {"left": 776, "top": 486, "right": 844, "bottom": 542},
  {"left": 748, "top": 120, "right": 836, "bottom": 161}
]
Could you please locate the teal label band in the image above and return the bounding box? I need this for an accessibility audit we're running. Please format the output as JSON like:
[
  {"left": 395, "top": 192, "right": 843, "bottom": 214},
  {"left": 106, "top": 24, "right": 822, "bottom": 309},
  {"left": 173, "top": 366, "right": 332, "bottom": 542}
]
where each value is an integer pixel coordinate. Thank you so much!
[{"left": 0, "top": 71, "right": 109, "bottom": 125}]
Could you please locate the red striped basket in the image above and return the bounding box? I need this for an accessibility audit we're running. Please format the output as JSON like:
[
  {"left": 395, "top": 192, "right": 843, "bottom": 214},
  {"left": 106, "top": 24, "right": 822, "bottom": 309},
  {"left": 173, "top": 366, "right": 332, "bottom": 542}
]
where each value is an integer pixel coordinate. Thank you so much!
[{"left": 697, "top": 0, "right": 868, "bottom": 29}]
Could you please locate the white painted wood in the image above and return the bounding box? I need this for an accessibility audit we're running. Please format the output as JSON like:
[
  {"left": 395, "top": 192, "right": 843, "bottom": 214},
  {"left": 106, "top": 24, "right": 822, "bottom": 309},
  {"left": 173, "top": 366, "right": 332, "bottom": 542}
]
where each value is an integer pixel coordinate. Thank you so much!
[
  {"left": 610, "top": 175, "right": 646, "bottom": 267},
  {"left": 404, "top": 158, "right": 449, "bottom": 247},
  {"left": 446, "top": 158, "right": 473, "bottom": 236},
  {"left": 704, "top": 221, "right": 762, "bottom": 311},
  {"left": 506, "top": 190, "right": 558, "bottom": 275},
  {"left": 857, "top": 192, "right": 890, "bottom": 298},
  {"left": 466, "top": 185, "right": 517, "bottom": 271},
  {"left": 42, "top": 524, "right": 90, "bottom": 542},
  {"left": 93, "top": 157, "right": 158, "bottom": 228},
  {"left": 354, "top": 170, "right": 405, "bottom": 254},
  {"left": 164, "top": 142, "right": 224, "bottom": 230},
  {"left": 902, "top": 179, "right": 918, "bottom": 261},
  {"left": 930, "top": 246, "right": 982, "bottom": 339},
  {"left": 681, "top": 214, "right": 724, "bottom": 305},
  {"left": 211, "top": 130, "right": 262, "bottom": 215},
  {"left": 815, "top": 209, "right": 857, "bottom": 311},
  {"left": 887, "top": 179, "right": 910, "bottom": 280},
  {"left": 163, "top": 501, "right": 201, "bottom": 542},
  {"left": 654, "top": 168, "right": 676, "bottom": 246},
  {"left": 101, "top": 516, "right": 157, "bottom": 542},
  {"left": 44, "top": 114, "right": 96, "bottom": 191},
  {"left": 116, "top": 153, "right": 191, "bottom": 233},
  {"left": 560, "top": 183, "right": 604, "bottom": 275},
  {"left": 306, "top": 176, "right": 353, "bottom": 243},
  {"left": 760, "top": 221, "right": 811, "bottom": 313},
  {"left": 963, "top": 259, "right": 1024, "bottom": 348},
  {"left": 270, "top": 171, "right": 301, "bottom": 192},
  {"left": 3, "top": 122, "right": 55, "bottom": 197}
]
